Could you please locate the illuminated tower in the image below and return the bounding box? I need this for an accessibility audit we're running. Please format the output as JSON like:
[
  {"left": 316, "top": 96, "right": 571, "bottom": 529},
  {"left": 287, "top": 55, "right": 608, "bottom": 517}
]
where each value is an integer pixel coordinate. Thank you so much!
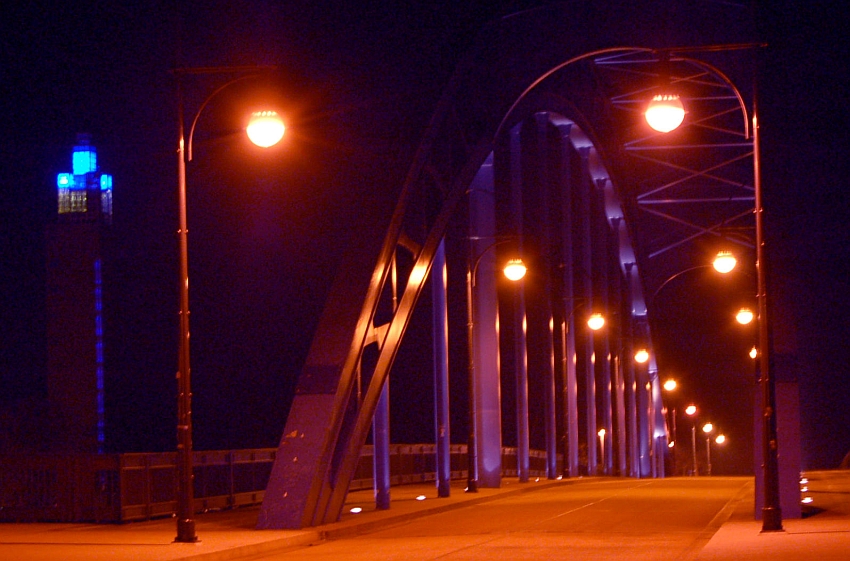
[{"left": 46, "top": 134, "right": 113, "bottom": 452}]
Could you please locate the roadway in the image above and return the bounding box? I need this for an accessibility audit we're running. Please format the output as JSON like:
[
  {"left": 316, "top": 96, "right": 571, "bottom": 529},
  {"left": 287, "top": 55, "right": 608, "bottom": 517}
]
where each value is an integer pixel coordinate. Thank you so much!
[
  {"left": 2, "top": 472, "right": 848, "bottom": 560},
  {"left": 245, "top": 477, "right": 747, "bottom": 561}
]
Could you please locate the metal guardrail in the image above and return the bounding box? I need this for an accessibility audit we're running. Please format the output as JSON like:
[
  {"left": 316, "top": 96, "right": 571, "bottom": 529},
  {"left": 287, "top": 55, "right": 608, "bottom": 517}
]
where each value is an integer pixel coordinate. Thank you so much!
[{"left": 0, "top": 445, "right": 553, "bottom": 523}]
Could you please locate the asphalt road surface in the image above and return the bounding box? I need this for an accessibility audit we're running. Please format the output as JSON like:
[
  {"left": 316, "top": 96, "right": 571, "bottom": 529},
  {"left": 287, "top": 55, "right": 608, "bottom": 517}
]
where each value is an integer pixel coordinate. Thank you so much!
[{"left": 244, "top": 477, "right": 749, "bottom": 561}]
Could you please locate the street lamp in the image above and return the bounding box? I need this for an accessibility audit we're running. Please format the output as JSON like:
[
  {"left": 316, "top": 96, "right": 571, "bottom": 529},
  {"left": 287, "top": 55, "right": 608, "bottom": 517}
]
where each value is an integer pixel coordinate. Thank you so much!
[
  {"left": 643, "top": 52, "right": 783, "bottom": 530},
  {"left": 662, "top": 379, "right": 678, "bottom": 473},
  {"left": 702, "top": 423, "right": 714, "bottom": 476},
  {"left": 634, "top": 348, "right": 650, "bottom": 364},
  {"left": 466, "top": 243, "right": 525, "bottom": 492},
  {"left": 684, "top": 404, "right": 697, "bottom": 476},
  {"left": 598, "top": 428, "right": 607, "bottom": 473},
  {"left": 173, "top": 66, "right": 284, "bottom": 543}
]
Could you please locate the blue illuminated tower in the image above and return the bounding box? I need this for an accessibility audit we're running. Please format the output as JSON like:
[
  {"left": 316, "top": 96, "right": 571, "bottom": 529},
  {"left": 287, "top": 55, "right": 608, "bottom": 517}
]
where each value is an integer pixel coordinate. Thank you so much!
[{"left": 46, "top": 134, "right": 113, "bottom": 453}]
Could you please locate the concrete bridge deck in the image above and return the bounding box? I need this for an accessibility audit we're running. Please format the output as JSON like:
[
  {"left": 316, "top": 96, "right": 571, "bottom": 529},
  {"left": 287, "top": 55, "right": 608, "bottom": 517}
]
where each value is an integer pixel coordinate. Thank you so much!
[{"left": 1, "top": 471, "right": 846, "bottom": 561}]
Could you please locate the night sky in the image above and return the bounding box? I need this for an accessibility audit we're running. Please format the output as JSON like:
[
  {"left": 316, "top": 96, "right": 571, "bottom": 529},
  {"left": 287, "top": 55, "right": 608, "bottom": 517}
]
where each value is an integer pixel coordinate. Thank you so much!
[{"left": 2, "top": 1, "right": 848, "bottom": 472}]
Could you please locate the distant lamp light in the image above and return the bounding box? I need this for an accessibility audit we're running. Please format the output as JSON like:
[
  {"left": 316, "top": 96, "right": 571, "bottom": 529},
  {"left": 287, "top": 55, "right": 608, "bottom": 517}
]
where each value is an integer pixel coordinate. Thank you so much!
[
  {"left": 703, "top": 423, "right": 714, "bottom": 434},
  {"left": 587, "top": 313, "right": 605, "bottom": 331},
  {"left": 736, "top": 308, "right": 755, "bottom": 325},
  {"left": 749, "top": 346, "right": 759, "bottom": 360},
  {"left": 668, "top": 441, "right": 675, "bottom": 448},
  {"left": 645, "top": 94, "right": 685, "bottom": 133},
  {"left": 247, "top": 110, "right": 285, "bottom": 147},
  {"left": 713, "top": 251, "right": 737, "bottom": 274},
  {"left": 503, "top": 258, "right": 527, "bottom": 281},
  {"left": 715, "top": 434, "right": 726, "bottom": 445},
  {"left": 634, "top": 348, "right": 650, "bottom": 364},
  {"left": 685, "top": 405, "right": 697, "bottom": 416},
  {"left": 663, "top": 379, "right": 677, "bottom": 392}
]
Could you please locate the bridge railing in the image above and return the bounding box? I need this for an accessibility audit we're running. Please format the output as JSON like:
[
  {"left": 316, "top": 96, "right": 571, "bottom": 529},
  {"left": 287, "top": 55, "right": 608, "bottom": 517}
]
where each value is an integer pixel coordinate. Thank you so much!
[{"left": 0, "top": 445, "right": 553, "bottom": 523}]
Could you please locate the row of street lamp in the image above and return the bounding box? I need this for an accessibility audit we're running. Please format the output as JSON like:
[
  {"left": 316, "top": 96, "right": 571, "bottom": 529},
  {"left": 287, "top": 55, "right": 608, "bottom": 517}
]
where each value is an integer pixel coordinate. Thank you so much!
[
  {"left": 172, "top": 51, "right": 779, "bottom": 539},
  {"left": 670, "top": 397, "right": 727, "bottom": 477}
]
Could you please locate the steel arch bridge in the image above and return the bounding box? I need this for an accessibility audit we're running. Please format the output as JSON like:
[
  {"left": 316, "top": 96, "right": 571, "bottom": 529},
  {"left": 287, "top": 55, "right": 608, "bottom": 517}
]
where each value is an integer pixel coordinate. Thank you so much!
[{"left": 259, "top": 3, "right": 758, "bottom": 529}]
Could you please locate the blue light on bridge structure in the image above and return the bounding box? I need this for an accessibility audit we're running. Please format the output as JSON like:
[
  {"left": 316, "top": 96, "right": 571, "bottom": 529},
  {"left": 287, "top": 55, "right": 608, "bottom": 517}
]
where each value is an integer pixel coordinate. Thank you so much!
[
  {"left": 72, "top": 147, "right": 97, "bottom": 175},
  {"left": 56, "top": 135, "right": 112, "bottom": 219}
]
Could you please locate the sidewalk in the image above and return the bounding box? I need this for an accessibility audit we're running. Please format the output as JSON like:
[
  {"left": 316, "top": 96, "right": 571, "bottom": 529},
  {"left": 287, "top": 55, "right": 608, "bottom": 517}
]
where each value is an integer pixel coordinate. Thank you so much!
[
  {"left": 0, "top": 478, "right": 561, "bottom": 561},
  {"left": 1, "top": 472, "right": 847, "bottom": 561},
  {"left": 696, "top": 470, "right": 850, "bottom": 561}
]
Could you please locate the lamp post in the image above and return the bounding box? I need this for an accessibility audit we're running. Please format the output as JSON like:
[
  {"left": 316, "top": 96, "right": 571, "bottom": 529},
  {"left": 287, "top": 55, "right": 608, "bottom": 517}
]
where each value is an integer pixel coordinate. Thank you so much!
[
  {"left": 173, "top": 66, "right": 284, "bottom": 542},
  {"left": 643, "top": 53, "right": 782, "bottom": 530},
  {"left": 684, "top": 404, "right": 697, "bottom": 476},
  {"left": 663, "top": 378, "right": 678, "bottom": 473},
  {"left": 598, "top": 428, "right": 606, "bottom": 473},
  {"left": 702, "top": 423, "right": 714, "bottom": 476},
  {"left": 466, "top": 242, "right": 525, "bottom": 492}
]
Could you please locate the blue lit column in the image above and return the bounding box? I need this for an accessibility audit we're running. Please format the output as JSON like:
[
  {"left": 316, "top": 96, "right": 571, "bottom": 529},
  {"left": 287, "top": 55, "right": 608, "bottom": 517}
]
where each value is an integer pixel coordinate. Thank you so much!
[
  {"left": 508, "top": 126, "right": 530, "bottom": 483},
  {"left": 577, "top": 148, "right": 597, "bottom": 474},
  {"left": 623, "top": 264, "right": 640, "bottom": 478},
  {"left": 468, "top": 155, "right": 503, "bottom": 489},
  {"left": 431, "top": 239, "right": 451, "bottom": 497},
  {"left": 592, "top": 183, "right": 614, "bottom": 475},
  {"left": 554, "top": 122, "right": 580, "bottom": 478},
  {"left": 527, "top": 113, "right": 558, "bottom": 480}
]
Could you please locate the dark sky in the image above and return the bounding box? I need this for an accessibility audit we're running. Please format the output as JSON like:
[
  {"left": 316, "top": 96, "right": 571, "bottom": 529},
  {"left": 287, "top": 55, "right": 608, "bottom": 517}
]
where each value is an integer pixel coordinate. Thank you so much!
[{"left": 2, "top": 1, "right": 848, "bottom": 470}]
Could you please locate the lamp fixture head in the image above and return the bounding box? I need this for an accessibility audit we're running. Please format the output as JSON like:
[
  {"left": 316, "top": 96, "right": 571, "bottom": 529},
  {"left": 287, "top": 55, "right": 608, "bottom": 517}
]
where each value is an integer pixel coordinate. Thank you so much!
[
  {"left": 736, "top": 307, "right": 755, "bottom": 325},
  {"left": 502, "top": 258, "right": 527, "bottom": 281},
  {"left": 645, "top": 94, "right": 685, "bottom": 133},
  {"left": 247, "top": 110, "right": 285, "bottom": 147},
  {"left": 713, "top": 251, "right": 737, "bottom": 274},
  {"left": 587, "top": 312, "right": 605, "bottom": 331}
]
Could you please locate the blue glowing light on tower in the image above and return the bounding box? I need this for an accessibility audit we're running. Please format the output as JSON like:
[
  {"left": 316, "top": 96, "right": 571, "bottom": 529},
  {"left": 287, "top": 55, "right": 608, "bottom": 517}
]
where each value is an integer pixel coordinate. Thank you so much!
[{"left": 56, "top": 134, "right": 113, "bottom": 221}]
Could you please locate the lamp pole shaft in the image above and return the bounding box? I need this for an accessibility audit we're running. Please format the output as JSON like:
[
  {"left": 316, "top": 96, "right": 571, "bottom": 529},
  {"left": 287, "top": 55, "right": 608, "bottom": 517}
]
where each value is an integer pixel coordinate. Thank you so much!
[
  {"left": 754, "top": 101, "right": 783, "bottom": 532},
  {"left": 706, "top": 437, "right": 712, "bottom": 476},
  {"left": 175, "top": 83, "right": 197, "bottom": 543},
  {"left": 691, "top": 424, "right": 697, "bottom": 476},
  {"left": 465, "top": 266, "right": 478, "bottom": 492}
]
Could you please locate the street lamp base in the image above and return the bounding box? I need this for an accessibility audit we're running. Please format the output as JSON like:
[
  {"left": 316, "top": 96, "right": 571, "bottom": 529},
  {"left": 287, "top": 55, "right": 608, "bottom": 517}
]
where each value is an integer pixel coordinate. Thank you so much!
[
  {"left": 761, "top": 507, "right": 783, "bottom": 533},
  {"left": 175, "top": 519, "right": 198, "bottom": 543}
]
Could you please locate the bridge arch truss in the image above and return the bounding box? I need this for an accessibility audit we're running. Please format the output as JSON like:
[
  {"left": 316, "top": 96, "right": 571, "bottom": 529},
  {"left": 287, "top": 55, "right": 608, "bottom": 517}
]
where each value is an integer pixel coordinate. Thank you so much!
[{"left": 259, "top": 3, "right": 757, "bottom": 529}]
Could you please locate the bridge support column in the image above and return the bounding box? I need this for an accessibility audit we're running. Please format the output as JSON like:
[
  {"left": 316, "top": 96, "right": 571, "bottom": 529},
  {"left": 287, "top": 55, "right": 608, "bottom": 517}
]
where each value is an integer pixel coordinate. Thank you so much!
[
  {"left": 432, "top": 239, "right": 451, "bottom": 497},
  {"left": 469, "top": 156, "right": 503, "bottom": 488},
  {"left": 507, "top": 127, "right": 530, "bottom": 483}
]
